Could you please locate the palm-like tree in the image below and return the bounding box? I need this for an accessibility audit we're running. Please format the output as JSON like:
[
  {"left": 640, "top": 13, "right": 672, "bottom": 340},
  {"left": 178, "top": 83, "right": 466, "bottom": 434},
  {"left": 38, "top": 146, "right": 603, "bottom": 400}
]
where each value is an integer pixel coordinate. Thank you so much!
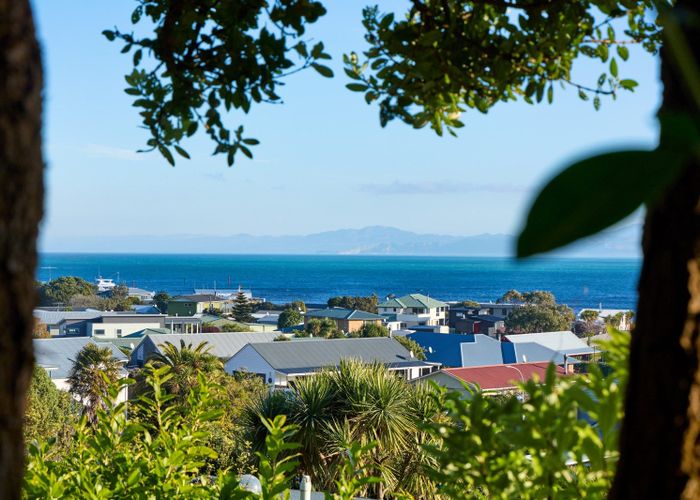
[
  {"left": 148, "top": 340, "right": 222, "bottom": 399},
  {"left": 243, "top": 359, "right": 443, "bottom": 498},
  {"left": 67, "top": 343, "right": 123, "bottom": 425}
]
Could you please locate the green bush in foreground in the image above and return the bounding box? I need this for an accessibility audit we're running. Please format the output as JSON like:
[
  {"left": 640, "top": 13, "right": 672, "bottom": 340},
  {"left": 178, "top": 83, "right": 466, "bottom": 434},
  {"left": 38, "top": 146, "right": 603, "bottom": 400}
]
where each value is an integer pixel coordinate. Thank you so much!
[{"left": 24, "top": 330, "right": 629, "bottom": 499}]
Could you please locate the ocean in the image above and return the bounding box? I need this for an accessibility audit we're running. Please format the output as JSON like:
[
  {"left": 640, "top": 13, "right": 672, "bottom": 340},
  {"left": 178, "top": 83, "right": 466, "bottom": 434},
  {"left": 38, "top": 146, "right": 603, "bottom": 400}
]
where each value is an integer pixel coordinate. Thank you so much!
[{"left": 37, "top": 254, "right": 641, "bottom": 310}]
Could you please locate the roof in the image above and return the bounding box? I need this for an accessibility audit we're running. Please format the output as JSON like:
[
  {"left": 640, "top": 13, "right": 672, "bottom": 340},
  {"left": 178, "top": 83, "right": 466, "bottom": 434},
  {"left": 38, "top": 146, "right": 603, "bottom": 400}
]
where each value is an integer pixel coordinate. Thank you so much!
[
  {"left": 467, "top": 314, "right": 506, "bottom": 323},
  {"left": 305, "top": 308, "right": 384, "bottom": 321},
  {"left": 378, "top": 294, "right": 447, "bottom": 310},
  {"left": 144, "top": 331, "right": 280, "bottom": 358},
  {"left": 124, "top": 327, "right": 172, "bottom": 338},
  {"left": 171, "top": 294, "right": 227, "bottom": 303},
  {"left": 460, "top": 335, "right": 504, "bottom": 367},
  {"left": 503, "top": 331, "right": 594, "bottom": 356},
  {"left": 439, "top": 363, "right": 565, "bottom": 390},
  {"left": 34, "top": 337, "right": 128, "bottom": 379},
  {"left": 240, "top": 337, "right": 430, "bottom": 373},
  {"left": 34, "top": 309, "right": 102, "bottom": 326},
  {"left": 132, "top": 305, "right": 161, "bottom": 314},
  {"left": 128, "top": 287, "right": 154, "bottom": 295},
  {"left": 407, "top": 332, "right": 503, "bottom": 368}
]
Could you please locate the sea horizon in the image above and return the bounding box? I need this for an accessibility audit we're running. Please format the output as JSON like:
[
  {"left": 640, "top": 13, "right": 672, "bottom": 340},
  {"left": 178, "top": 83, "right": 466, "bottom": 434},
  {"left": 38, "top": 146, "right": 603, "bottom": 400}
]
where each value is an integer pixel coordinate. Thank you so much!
[{"left": 37, "top": 253, "right": 642, "bottom": 310}]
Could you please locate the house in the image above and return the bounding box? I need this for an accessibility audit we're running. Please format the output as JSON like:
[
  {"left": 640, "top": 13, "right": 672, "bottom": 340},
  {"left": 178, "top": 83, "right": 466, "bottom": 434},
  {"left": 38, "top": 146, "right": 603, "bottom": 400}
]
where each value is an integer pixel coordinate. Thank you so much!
[
  {"left": 378, "top": 294, "right": 449, "bottom": 328},
  {"left": 407, "top": 331, "right": 595, "bottom": 370},
  {"left": 168, "top": 294, "right": 231, "bottom": 316},
  {"left": 577, "top": 307, "right": 633, "bottom": 331},
  {"left": 129, "top": 331, "right": 280, "bottom": 367},
  {"left": 418, "top": 363, "right": 565, "bottom": 397},
  {"left": 304, "top": 308, "right": 384, "bottom": 333},
  {"left": 448, "top": 309, "right": 505, "bottom": 336},
  {"left": 253, "top": 311, "right": 280, "bottom": 325},
  {"left": 86, "top": 313, "right": 167, "bottom": 338},
  {"left": 165, "top": 315, "right": 203, "bottom": 333},
  {"left": 406, "top": 332, "right": 504, "bottom": 368},
  {"left": 128, "top": 287, "right": 155, "bottom": 302},
  {"left": 194, "top": 288, "right": 253, "bottom": 300},
  {"left": 33, "top": 337, "right": 129, "bottom": 402},
  {"left": 225, "top": 337, "right": 440, "bottom": 388},
  {"left": 33, "top": 309, "right": 103, "bottom": 336}
]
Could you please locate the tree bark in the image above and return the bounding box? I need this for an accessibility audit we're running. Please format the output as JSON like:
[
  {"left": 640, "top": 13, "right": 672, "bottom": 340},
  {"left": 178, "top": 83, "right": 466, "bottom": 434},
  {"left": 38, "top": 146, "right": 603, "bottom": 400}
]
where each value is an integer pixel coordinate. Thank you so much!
[
  {"left": 610, "top": 3, "right": 700, "bottom": 498},
  {"left": 0, "top": 0, "right": 44, "bottom": 498}
]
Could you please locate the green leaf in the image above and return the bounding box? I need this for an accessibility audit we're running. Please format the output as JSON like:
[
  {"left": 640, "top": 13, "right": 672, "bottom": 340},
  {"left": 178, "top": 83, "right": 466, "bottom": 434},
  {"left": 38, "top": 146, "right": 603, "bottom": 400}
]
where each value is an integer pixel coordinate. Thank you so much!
[
  {"left": 617, "top": 45, "right": 629, "bottom": 61},
  {"left": 311, "top": 63, "right": 334, "bottom": 78},
  {"left": 517, "top": 149, "right": 687, "bottom": 257},
  {"left": 619, "top": 79, "right": 638, "bottom": 90},
  {"left": 346, "top": 83, "right": 369, "bottom": 92},
  {"left": 610, "top": 58, "right": 618, "bottom": 78},
  {"left": 174, "top": 146, "right": 190, "bottom": 159},
  {"left": 158, "top": 145, "right": 175, "bottom": 166},
  {"left": 102, "top": 30, "right": 116, "bottom": 42}
]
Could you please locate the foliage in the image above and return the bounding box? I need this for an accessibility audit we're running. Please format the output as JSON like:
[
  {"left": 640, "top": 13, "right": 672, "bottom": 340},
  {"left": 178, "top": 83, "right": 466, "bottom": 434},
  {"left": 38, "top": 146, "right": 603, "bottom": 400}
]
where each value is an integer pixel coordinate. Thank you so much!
[
  {"left": 299, "top": 318, "right": 342, "bottom": 338},
  {"left": 104, "top": 0, "right": 331, "bottom": 166},
  {"left": 147, "top": 340, "right": 222, "bottom": 402},
  {"left": 205, "top": 372, "right": 268, "bottom": 475},
  {"left": 24, "top": 368, "right": 79, "bottom": 458},
  {"left": 32, "top": 319, "right": 49, "bottom": 338},
  {"left": 274, "top": 334, "right": 291, "bottom": 342},
  {"left": 277, "top": 307, "right": 303, "bottom": 329},
  {"left": 233, "top": 291, "right": 254, "bottom": 323},
  {"left": 243, "top": 360, "right": 443, "bottom": 498},
  {"left": 349, "top": 322, "right": 389, "bottom": 338},
  {"left": 220, "top": 321, "right": 252, "bottom": 332},
  {"left": 506, "top": 303, "right": 574, "bottom": 333},
  {"left": 394, "top": 335, "right": 427, "bottom": 360},
  {"left": 39, "top": 276, "right": 96, "bottom": 305},
  {"left": 24, "top": 366, "right": 222, "bottom": 498},
  {"left": 67, "top": 343, "right": 123, "bottom": 425},
  {"left": 288, "top": 300, "right": 307, "bottom": 313},
  {"left": 327, "top": 442, "right": 381, "bottom": 500},
  {"left": 502, "top": 290, "right": 574, "bottom": 333},
  {"left": 580, "top": 310, "right": 600, "bottom": 322},
  {"left": 345, "top": 2, "right": 661, "bottom": 136},
  {"left": 427, "top": 328, "right": 630, "bottom": 499},
  {"left": 253, "top": 301, "right": 282, "bottom": 312},
  {"left": 327, "top": 295, "right": 379, "bottom": 313},
  {"left": 153, "top": 291, "right": 170, "bottom": 313},
  {"left": 456, "top": 299, "right": 481, "bottom": 308}
]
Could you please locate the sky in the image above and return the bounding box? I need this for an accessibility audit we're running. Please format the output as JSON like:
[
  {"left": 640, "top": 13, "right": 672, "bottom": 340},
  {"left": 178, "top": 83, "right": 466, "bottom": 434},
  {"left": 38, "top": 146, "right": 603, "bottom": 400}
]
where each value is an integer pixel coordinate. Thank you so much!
[{"left": 34, "top": 1, "right": 661, "bottom": 250}]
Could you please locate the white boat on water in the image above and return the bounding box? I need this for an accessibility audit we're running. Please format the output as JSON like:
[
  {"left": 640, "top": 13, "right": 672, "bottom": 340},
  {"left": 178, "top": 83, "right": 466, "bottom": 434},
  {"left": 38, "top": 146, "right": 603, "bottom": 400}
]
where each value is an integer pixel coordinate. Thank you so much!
[{"left": 95, "top": 276, "right": 116, "bottom": 292}]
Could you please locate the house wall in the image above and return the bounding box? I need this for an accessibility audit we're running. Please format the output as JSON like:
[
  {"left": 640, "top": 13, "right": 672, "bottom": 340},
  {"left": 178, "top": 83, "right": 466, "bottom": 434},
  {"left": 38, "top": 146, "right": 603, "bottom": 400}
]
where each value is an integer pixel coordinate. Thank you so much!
[
  {"left": 88, "top": 321, "right": 163, "bottom": 339},
  {"left": 225, "top": 344, "right": 279, "bottom": 385}
]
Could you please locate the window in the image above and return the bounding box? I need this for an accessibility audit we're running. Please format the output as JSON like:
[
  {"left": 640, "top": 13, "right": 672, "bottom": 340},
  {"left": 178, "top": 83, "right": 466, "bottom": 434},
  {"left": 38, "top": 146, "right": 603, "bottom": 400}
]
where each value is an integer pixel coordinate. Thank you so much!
[
  {"left": 116, "top": 329, "right": 122, "bottom": 338},
  {"left": 94, "top": 329, "right": 105, "bottom": 335}
]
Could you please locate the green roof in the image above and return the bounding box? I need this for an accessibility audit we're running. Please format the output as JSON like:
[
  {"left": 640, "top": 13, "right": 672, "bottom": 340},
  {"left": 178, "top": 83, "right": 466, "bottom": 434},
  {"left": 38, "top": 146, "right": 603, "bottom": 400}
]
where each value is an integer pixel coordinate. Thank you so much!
[
  {"left": 124, "top": 327, "right": 172, "bottom": 338},
  {"left": 305, "top": 308, "right": 384, "bottom": 321},
  {"left": 378, "top": 294, "right": 447, "bottom": 309}
]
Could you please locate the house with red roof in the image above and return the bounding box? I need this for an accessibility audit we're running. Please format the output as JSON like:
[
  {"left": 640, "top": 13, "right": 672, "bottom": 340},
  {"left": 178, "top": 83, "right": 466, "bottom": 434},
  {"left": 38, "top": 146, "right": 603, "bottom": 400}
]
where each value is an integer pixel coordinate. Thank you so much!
[{"left": 417, "top": 362, "right": 565, "bottom": 396}]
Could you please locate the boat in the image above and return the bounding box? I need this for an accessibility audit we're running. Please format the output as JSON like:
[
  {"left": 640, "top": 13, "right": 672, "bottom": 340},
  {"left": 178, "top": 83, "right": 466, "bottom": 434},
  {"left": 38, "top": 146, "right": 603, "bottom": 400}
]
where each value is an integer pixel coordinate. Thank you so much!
[{"left": 95, "top": 276, "right": 116, "bottom": 292}]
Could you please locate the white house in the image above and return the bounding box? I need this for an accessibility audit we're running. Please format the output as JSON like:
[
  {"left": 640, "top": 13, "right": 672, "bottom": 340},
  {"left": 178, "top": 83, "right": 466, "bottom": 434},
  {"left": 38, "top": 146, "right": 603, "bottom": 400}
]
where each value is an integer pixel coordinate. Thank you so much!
[
  {"left": 378, "top": 294, "right": 449, "bottom": 329},
  {"left": 86, "top": 313, "right": 167, "bottom": 338},
  {"left": 33, "top": 337, "right": 129, "bottom": 403},
  {"left": 225, "top": 337, "right": 440, "bottom": 388}
]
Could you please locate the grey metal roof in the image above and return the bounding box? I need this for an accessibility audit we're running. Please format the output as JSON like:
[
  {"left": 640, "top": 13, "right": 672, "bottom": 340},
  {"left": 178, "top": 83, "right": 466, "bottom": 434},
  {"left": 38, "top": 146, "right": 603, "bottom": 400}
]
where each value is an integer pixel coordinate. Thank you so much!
[
  {"left": 34, "top": 337, "right": 128, "bottom": 379},
  {"left": 145, "top": 331, "right": 280, "bottom": 358},
  {"left": 379, "top": 294, "right": 447, "bottom": 309},
  {"left": 459, "top": 335, "right": 504, "bottom": 367},
  {"left": 504, "top": 331, "right": 595, "bottom": 356},
  {"left": 171, "top": 294, "right": 225, "bottom": 302},
  {"left": 246, "top": 337, "right": 427, "bottom": 372},
  {"left": 34, "top": 309, "right": 102, "bottom": 326}
]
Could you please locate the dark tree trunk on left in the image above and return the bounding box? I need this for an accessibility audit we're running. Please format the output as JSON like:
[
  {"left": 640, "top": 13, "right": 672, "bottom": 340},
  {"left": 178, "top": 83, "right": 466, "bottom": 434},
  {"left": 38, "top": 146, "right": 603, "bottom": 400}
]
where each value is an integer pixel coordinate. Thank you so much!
[{"left": 0, "top": 0, "right": 44, "bottom": 498}]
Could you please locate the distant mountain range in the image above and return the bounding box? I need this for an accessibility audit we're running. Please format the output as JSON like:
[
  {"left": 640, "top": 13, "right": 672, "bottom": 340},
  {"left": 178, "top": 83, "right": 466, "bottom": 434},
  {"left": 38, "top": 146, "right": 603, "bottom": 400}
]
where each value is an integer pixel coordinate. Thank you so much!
[{"left": 41, "top": 224, "right": 642, "bottom": 257}]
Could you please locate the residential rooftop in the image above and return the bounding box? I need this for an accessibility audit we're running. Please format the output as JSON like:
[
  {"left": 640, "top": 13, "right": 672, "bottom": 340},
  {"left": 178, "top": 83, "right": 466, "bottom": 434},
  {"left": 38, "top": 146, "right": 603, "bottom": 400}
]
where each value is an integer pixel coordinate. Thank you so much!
[{"left": 379, "top": 293, "right": 448, "bottom": 310}]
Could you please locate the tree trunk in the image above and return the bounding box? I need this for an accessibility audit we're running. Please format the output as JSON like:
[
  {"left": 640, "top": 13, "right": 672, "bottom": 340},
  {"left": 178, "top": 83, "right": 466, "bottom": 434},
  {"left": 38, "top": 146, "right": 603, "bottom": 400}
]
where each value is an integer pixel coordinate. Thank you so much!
[
  {"left": 610, "top": 3, "right": 700, "bottom": 498},
  {"left": 0, "top": 0, "right": 44, "bottom": 498}
]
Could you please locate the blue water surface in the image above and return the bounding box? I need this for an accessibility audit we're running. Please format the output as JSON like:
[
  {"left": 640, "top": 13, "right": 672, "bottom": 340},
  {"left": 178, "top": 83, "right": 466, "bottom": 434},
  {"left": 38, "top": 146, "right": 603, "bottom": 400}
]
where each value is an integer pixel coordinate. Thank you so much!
[{"left": 37, "top": 254, "right": 641, "bottom": 310}]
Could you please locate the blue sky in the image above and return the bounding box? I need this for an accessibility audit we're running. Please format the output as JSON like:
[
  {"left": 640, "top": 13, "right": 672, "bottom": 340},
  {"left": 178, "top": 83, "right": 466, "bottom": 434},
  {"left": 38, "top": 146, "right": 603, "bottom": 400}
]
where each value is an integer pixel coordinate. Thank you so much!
[{"left": 34, "top": 1, "right": 660, "bottom": 250}]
